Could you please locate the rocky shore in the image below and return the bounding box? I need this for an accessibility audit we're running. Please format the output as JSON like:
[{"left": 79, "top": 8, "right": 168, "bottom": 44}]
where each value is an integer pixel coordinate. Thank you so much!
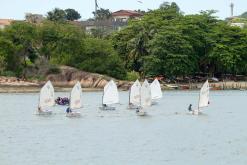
[{"left": 1, "top": 66, "right": 247, "bottom": 93}]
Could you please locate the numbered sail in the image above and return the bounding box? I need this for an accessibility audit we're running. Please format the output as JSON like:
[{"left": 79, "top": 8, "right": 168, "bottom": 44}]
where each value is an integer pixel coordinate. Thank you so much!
[
  {"left": 130, "top": 79, "right": 141, "bottom": 106},
  {"left": 141, "top": 80, "right": 152, "bottom": 108},
  {"left": 150, "top": 78, "right": 162, "bottom": 100},
  {"left": 39, "top": 81, "right": 55, "bottom": 108},
  {"left": 103, "top": 80, "right": 119, "bottom": 105},
  {"left": 198, "top": 80, "right": 210, "bottom": 108},
  {"left": 70, "top": 81, "right": 82, "bottom": 110}
]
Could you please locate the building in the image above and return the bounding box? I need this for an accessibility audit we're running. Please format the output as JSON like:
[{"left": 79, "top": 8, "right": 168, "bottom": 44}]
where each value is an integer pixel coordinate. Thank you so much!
[
  {"left": 112, "top": 10, "right": 143, "bottom": 22},
  {"left": 81, "top": 20, "right": 127, "bottom": 33},
  {"left": 81, "top": 10, "right": 143, "bottom": 33},
  {"left": 230, "top": 22, "right": 245, "bottom": 28},
  {"left": 25, "top": 13, "right": 44, "bottom": 24},
  {"left": 0, "top": 19, "right": 13, "bottom": 29}
]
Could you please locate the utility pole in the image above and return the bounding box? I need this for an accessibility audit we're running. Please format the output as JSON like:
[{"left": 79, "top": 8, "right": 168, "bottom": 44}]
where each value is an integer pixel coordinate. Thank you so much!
[
  {"left": 230, "top": 1, "right": 234, "bottom": 17},
  {"left": 95, "top": 0, "right": 98, "bottom": 19}
]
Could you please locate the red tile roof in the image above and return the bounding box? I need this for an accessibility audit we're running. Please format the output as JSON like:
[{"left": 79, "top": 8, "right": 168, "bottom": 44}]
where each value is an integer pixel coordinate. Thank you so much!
[
  {"left": 0, "top": 19, "right": 13, "bottom": 26},
  {"left": 112, "top": 10, "right": 142, "bottom": 17}
]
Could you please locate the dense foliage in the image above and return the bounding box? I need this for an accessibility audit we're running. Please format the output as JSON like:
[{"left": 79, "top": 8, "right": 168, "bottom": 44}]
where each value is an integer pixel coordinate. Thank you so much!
[
  {"left": 0, "top": 2, "right": 247, "bottom": 80},
  {"left": 112, "top": 3, "right": 247, "bottom": 78}
]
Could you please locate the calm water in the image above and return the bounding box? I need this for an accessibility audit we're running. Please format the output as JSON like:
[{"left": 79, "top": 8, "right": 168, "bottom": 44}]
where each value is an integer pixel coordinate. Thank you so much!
[{"left": 0, "top": 91, "right": 247, "bottom": 165}]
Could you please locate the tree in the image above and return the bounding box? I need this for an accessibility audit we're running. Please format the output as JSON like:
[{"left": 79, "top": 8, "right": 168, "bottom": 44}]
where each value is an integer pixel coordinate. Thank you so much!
[
  {"left": 47, "top": 8, "right": 66, "bottom": 22},
  {"left": 147, "top": 28, "right": 195, "bottom": 77},
  {"left": 25, "top": 13, "right": 44, "bottom": 23},
  {"left": 240, "top": 11, "right": 247, "bottom": 18},
  {"left": 93, "top": 8, "right": 112, "bottom": 20},
  {"left": 65, "top": 8, "right": 81, "bottom": 21},
  {"left": 4, "top": 22, "right": 38, "bottom": 77}
]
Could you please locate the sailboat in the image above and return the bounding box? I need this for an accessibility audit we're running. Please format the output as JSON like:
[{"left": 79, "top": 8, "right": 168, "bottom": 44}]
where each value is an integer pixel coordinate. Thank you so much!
[
  {"left": 128, "top": 79, "right": 141, "bottom": 109},
  {"left": 99, "top": 80, "right": 119, "bottom": 110},
  {"left": 193, "top": 80, "right": 210, "bottom": 115},
  {"left": 66, "top": 81, "right": 82, "bottom": 117},
  {"left": 137, "top": 79, "right": 152, "bottom": 116},
  {"left": 37, "top": 80, "right": 55, "bottom": 115},
  {"left": 150, "top": 78, "right": 163, "bottom": 105}
]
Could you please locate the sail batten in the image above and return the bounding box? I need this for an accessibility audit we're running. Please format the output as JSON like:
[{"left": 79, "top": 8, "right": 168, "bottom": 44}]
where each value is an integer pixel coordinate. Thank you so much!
[
  {"left": 103, "top": 80, "right": 119, "bottom": 105},
  {"left": 39, "top": 81, "right": 55, "bottom": 108},
  {"left": 70, "top": 81, "right": 82, "bottom": 110}
]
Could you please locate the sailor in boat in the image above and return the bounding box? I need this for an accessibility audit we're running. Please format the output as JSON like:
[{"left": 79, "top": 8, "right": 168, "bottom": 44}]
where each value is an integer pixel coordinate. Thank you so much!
[
  {"left": 136, "top": 108, "right": 140, "bottom": 113},
  {"left": 38, "top": 106, "right": 42, "bottom": 113},
  {"left": 38, "top": 106, "right": 51, "bottom": 114},
  {"left": 66, "top": 107, "right": 72, "bottom": 114},
  {"left": 188, "top": 104, "right": 193, "bottom": 112}
]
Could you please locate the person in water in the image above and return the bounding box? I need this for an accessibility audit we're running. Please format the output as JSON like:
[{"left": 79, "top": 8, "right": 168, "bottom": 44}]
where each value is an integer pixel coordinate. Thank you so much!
[
  {"left": 188, "top": 104, "right": 193, "bottom": 112},
  {"left": 103, "top": 104, "right": 107, "bottom": 107}
]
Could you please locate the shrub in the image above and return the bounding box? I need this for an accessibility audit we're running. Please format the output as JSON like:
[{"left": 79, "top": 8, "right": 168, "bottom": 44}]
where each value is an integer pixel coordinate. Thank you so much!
[{"left": 126, "top": 71, "right": 140, "bottom": 81}]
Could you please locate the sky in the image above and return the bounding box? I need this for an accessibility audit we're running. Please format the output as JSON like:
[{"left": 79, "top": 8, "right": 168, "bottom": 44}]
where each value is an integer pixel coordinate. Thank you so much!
[{"left": 1, "top": 0, "right": 247, "bottom": 20}]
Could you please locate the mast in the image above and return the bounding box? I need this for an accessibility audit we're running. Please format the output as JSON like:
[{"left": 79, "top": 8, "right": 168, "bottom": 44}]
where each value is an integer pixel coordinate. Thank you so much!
[
  {"left": 128, "top": 87, "right": 131, "bottom": 105},
  {"left": 230, "top": 1, "right": 234, "bottom": 17}
]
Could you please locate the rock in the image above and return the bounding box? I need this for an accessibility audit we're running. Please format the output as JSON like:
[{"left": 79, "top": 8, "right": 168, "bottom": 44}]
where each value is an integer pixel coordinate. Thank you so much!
[{"left": 45, "top": 66, "right": 129, "bottom": 89}]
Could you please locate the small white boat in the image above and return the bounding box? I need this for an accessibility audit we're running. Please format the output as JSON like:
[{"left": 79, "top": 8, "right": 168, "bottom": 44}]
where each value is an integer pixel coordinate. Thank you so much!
[
  {"left": 37, "top": 81, "right": 55, "bottom": 115},
  {"left": 137, "top": 80, "right": 152, "bottom": 116},
  {"left": 150, "top": 78, "right": 163, "bottom": 105},
  {"left": 99, "top": 80, "right": 119, "bottom": 110},
  {"left": 66, "top": 81, "right": 82, "bottom": 117},
  {"left": 128, "top": 79, "right": 141, "bottom": 109},
  {"left": 193, "top": 80, "right": 210, "bottom": 115}
]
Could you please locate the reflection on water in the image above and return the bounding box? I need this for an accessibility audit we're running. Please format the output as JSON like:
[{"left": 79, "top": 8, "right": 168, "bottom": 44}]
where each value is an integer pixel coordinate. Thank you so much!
[{"left": 0, "top": 91, "right": 247, "bottom": 165}]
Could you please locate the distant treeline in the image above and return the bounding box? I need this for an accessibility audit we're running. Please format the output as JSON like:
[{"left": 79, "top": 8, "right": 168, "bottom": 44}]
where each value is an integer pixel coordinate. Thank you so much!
[{"left": 0, "top": 2, "right": 247, "bottom": 80}]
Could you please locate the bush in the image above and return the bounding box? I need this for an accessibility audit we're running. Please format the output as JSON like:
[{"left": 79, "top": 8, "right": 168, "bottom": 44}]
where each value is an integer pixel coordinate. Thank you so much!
[
  {"left": 126, "top": 71, "right": 140, "bottom": 81},
  {"left": 46, "top": 66, "right": 61, "bottom": 74},
  {"left": 1, "top": 71, "right": 16, "bottom": 77}
]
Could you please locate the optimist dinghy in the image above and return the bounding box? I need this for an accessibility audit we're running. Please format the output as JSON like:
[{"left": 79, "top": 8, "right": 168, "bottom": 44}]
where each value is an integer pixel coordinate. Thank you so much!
[
  {"left": 136, "top": 79, "right": 152, "bottom": 116},
  {"left": 192, "top": 80, "right": 210, "bottom": 115},
  {"left": 37, "top": 81, "right": 55, "bottom": 115},
  {"left": 66, "top": 82, "right": 82, "bottom": 117},
  {"left": 150, "top": 78, "right": 163, "bottom": 105},
  {"left": 99, "top": 80, "right": 119, "bottom": 110},
  {"left": 128, "top": 79, "right": 141, "bottom": 109}
]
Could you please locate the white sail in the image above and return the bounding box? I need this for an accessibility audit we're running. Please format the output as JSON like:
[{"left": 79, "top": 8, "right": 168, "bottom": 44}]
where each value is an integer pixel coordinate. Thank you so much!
[
  {"left": 129, "top": 79, "right": 141, "bottom": 106},
  {"left": 70, "top": 81, "right": 82, "bottom": 110},
  {"left": 150, "top": 78, "right": 162, "bottom": 100},
  {"left": 103, "top": 80, "right": 119, "bottom": 105},
  {"left": 198, "top": 80, "right": 210, "bottom": 109},
  {"left": 141, "top": 80, "right": 152, "bottom": 108},
  {"left": 39, "top": 81, "right": 55, "bottom": 108}
]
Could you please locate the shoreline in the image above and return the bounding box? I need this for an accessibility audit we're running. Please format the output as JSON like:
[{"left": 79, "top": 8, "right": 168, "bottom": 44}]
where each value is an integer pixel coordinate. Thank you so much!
[{"left": 1, "top": 81, "right": 247, "bottom": 93}]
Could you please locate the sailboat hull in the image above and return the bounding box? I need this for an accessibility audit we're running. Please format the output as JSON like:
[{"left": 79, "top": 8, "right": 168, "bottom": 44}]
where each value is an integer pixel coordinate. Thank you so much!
[
  {"left": 66, "top": 111, "right": 81, "bottom": 117},
  {"left": 136, "top": 111, "right": 147, "bottom": 116},
  {"left": 151, "top": 101, "right": 158, "bottom": 105},
  {"left": 99, "top": 106, "right": 116, "bottom": 111},
  {"left": 128, "top": 104, "right": 140, "bottom": 110},
  {"left": 37, "top": 110, "right": 52, "bottom": 115}
]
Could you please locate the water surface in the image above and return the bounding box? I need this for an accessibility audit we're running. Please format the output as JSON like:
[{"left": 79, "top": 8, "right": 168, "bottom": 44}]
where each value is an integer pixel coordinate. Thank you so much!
[{"left": 0, "top": 91, "right": 247, "bottom": 165}]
